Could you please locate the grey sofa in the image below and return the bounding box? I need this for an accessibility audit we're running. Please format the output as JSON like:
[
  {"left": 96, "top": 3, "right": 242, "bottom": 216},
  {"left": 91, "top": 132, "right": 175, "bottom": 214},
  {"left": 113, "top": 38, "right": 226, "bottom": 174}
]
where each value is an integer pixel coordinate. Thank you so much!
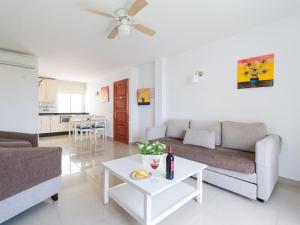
[
  {"left": 0, "top": 131, "right": 62, "bottom": 223},
  {"left": 147, "top": 120, "right": 281, "bottom": 201}
]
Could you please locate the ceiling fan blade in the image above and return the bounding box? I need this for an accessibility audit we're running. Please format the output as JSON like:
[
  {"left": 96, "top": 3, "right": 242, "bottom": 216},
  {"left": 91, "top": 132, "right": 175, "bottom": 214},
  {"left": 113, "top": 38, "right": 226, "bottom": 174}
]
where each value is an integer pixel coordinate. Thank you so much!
[
  {"left": 85, "top": 8, "right": 114, "bottom": 18},
  {"left": 128, "top": 0, "right": 148, "bottom": 16},
  {"left": 107, "top": 26, "right": 119, "bottom": 39},
  {"left": 133, "top": 24, "right": 156, "bottom": 36}
]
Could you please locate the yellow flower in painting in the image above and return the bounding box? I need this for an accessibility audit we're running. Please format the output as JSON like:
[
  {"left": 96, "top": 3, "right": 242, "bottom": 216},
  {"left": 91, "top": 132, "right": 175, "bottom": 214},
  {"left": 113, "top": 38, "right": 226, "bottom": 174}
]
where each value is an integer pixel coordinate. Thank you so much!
[
  {"left": 242, "top": 60, "right": 268, "bottom": 84},
  {"left": 237, "top": 54, "right": 274, "bottom": 84}
]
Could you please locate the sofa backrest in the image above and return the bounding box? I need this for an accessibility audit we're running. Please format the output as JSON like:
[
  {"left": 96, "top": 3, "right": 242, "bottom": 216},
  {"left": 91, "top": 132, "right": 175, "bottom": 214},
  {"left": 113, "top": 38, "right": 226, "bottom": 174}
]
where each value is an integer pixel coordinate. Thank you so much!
[
  {"left": 190, "top": 120, "right": 221, "bottom": 146},
  {"left": 166, "top": 119, "right": 190, "bottom": 139},
  {"left": 222, "top": 121, "right": 267, "bottom": 152}
]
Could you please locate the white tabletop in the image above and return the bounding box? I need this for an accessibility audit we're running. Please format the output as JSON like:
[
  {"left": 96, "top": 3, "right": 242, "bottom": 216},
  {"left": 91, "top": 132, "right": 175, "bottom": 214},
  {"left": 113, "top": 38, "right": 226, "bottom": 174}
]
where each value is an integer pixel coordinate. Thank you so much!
[{"left": 102, "top": 154, "right": 207, "bottom": 196}]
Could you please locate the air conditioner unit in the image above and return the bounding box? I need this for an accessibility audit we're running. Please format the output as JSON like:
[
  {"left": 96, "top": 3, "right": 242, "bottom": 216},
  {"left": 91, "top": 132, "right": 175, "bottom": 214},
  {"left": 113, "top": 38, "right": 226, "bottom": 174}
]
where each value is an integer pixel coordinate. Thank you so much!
[{"left": 0, "top": 50, "right": 37, "bottom": 69}]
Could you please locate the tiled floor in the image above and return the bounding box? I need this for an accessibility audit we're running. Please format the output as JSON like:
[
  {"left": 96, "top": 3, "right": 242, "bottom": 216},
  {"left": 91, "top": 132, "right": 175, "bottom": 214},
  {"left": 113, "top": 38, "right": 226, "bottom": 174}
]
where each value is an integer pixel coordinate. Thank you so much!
[{"left": 3, "top": 135, "right": 300, "bottom": 225}]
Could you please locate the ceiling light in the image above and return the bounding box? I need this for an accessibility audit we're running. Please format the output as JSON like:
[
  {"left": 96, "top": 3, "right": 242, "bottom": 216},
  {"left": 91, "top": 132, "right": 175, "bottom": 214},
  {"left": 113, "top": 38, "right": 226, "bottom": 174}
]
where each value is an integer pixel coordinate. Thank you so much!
[{"left": 118, "top": 16, "right": 131, "bottom": 36}]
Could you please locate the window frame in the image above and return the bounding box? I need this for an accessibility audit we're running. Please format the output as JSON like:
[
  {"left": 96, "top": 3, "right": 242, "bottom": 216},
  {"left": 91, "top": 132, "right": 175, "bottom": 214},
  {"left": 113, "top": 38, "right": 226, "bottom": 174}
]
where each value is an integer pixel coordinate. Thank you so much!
[{"left": 57, "top": 93, "right": 85, "bottom": 113}]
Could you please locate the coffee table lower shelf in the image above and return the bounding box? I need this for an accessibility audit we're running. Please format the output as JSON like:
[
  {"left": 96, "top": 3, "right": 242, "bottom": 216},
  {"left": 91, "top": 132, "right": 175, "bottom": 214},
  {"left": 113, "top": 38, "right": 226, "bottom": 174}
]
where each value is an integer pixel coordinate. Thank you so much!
[{"left": 109, "top": 182, "right": 198, "bottom": 225}]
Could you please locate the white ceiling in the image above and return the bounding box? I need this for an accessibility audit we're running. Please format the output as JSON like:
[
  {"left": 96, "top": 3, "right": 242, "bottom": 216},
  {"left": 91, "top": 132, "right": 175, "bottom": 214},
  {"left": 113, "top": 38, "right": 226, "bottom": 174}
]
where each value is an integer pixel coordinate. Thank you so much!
[{"left": 0, "top": 0, "right": 299, "bottom": 81}]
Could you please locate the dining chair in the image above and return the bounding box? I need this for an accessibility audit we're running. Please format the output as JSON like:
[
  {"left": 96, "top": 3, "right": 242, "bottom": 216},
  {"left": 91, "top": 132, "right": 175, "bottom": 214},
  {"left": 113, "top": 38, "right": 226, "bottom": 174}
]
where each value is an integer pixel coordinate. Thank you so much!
[
  {"left": 69, "top": 116, "right": 81, "bottom": 138},
  {"left": 75, "top": 117, "right": 93, "bottom": 141},
  {"left": 91, "top": 116, "right": 106, "bottom": 141}
]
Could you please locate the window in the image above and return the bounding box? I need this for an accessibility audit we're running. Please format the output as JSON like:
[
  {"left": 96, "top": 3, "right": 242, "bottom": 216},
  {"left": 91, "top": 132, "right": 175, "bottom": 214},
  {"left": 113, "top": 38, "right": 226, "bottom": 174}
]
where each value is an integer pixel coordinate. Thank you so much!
[
  {"left": 57, "top": 93, "right": 70, "bottom": 113},
  {"left": 57, "top": 93, "right": 84, "bottom": 113},
  {"left": 71, "top": 94, "right": 83, "bottom": 113}
]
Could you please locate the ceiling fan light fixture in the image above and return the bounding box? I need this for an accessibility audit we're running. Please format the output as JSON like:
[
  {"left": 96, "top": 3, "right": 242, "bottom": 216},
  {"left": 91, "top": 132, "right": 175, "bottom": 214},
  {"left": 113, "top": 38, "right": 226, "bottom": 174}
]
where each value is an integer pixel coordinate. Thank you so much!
[
  {"left": 118, "top": 23, "right": 131, "bottom": 36},
  {"left": 85, "top": 0, "right": 156, "bottom": 39}
]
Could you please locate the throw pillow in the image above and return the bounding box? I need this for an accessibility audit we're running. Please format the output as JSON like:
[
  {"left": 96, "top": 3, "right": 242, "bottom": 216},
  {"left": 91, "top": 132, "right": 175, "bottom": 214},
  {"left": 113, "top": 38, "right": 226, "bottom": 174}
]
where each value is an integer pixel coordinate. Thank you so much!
[{"left": 183, "top": 129, "right": 215, "bottom": 149}]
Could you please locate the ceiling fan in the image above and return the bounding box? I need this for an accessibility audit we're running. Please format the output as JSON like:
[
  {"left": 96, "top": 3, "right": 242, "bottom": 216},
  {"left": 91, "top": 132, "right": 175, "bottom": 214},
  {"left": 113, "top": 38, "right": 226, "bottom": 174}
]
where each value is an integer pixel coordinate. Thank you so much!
[{"left": 85, "top": 0, "right": 156, "bottom": 39}]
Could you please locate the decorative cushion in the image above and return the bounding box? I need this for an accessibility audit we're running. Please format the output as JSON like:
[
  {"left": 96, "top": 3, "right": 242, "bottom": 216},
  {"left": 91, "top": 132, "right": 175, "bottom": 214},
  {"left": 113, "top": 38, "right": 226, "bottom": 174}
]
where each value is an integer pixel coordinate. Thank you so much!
[
  {"left": 166, "top": 119, "right": 190, "bottom": 139},
  {"left": 183, "top": 129, "right": 215, "bottom": 149},
  {"left": 222, "top": 121, "right": 267, "bottom": 152},
  {"left": 190, "top": 121, "right": 221, "bottom": 146}
]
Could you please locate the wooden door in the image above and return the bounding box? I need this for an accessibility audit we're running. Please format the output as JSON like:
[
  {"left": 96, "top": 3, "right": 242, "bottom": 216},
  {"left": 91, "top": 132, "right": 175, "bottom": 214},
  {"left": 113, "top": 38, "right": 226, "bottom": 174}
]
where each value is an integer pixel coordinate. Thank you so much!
[{"left": 113, "top": 79, "right": 129, "bottom": 143}]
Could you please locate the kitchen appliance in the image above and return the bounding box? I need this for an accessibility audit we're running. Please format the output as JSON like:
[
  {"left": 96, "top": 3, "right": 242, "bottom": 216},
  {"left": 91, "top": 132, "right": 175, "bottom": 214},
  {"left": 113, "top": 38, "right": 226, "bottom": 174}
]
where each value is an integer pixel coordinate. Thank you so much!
[{"left": 60, "top": 116, "right": 71, "bottom": 124}]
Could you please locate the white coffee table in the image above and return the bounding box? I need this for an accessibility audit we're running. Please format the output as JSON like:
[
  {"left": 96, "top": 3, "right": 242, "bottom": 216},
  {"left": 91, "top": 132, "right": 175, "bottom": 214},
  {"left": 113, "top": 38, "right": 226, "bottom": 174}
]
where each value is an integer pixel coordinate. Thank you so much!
[{"left": 102, "top": 154, "right": 207, "bottom": 225}]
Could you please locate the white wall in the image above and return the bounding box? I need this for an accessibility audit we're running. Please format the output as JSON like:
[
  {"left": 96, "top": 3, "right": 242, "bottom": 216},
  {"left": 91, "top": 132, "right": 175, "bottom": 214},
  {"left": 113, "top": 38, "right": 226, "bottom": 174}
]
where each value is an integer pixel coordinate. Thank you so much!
[
  {"left": 0, "top": 50, "right": 38, "bottom": 133},
  {"left": 154, "top": 58, "right": 167, "bottom": 126},
  {"left": 86, "top": 63, "right": 155, "bottom": 142},
  {"left": 137, "top": 63, "right": 155, "bottom": 141},
  {"left": 165, "top": 14, "right": 300, "bottom": 181}
]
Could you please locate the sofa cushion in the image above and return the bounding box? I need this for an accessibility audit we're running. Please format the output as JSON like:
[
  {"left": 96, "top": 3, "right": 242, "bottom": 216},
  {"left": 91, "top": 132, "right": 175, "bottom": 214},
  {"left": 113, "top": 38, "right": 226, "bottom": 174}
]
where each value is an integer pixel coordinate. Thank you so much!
[
  {"left": 154, "top": 138, "right": 256, "bottom": 174},
  {"left": 183, "top": 129, "right": 215, "bottom": 149},
  {"left": 0, "top": 138, "right": 32, "bottom": 147},
  {"left": 0, "top": 138, "right": 20, "bottom": 142},
  {"left": 0, "top": 131, "right": 38, "bottom": 147},
  {"left": 222, "top": 121, "right": 267, "bottom": 152},
  {"left": 166, "top": 119, "right": 190, "bottom": 139},
  {"left": 190, "top": 121, "right": 221, "bottom": 146}
]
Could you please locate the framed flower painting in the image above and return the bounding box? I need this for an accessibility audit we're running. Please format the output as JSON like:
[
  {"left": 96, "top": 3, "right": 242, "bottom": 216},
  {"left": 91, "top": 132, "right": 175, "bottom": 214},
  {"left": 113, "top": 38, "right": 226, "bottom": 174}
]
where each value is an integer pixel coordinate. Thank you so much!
[{"left": 237, "top": 54, "right": 274, "bottom": 89}]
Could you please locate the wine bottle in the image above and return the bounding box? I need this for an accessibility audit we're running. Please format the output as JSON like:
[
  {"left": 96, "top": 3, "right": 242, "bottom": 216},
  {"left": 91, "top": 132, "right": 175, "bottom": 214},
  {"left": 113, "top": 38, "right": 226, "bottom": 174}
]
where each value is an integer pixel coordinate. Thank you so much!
[{"left": 166, "top": 145, "right": 174, "bottom": 180}]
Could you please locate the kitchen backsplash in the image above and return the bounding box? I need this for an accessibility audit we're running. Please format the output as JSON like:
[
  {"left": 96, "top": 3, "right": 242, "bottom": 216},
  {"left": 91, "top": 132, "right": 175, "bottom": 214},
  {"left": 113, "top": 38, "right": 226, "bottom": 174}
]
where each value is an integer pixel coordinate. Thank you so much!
[{"left": 39, "top": 102, "right": 57, "bottom": 113}]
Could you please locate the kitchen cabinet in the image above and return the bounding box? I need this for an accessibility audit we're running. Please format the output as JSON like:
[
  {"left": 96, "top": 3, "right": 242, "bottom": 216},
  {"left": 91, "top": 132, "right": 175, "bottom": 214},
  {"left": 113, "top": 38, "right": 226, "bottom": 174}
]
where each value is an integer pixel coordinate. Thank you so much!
[
  {"left": 39, "top": 116, "right": 51, "bottom": 133},
  {"left": 58, "top": 122, "right": 69, "bottom": 132},
  {"left": 38, "top": 78, "right": 57, "bottom": 102},
  {"left": 39, "top": 115, "right": 69, "bottom": 134},
  {"left": 50, "top": 116, "right": 60, "bottom": 133},
  {"left": 38, "top": 79, "right": 47, "bottom": 102},
  {"left": 46, "top": 79, "right": 58, "bottom": 102}
]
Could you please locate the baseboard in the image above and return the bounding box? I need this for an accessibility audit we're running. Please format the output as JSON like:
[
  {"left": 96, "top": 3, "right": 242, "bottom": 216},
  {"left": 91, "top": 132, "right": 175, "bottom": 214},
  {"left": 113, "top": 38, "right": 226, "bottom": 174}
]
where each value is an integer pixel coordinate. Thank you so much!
[
  {"left": 39, "top": 132, "right": 68, "bottom": 137},
  {"left": 278, "top": 176, "right": 300, "bottom": 187}
]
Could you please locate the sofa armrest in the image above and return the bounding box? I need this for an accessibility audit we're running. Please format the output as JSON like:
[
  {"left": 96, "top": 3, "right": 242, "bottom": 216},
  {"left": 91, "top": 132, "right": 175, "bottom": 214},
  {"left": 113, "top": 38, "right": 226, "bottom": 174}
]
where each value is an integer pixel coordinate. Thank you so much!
[
  {"left": 0, "top": 131, "right": 39, "bottom": 147},
  {"left": 0, "top": 147, "right": 62, "bottom": 201},
  {"left": 146, "top": 126, "right": 167, "bottom": 140},
  {"left": 255, "top": 134, "right": 281, "bottom": 201}
]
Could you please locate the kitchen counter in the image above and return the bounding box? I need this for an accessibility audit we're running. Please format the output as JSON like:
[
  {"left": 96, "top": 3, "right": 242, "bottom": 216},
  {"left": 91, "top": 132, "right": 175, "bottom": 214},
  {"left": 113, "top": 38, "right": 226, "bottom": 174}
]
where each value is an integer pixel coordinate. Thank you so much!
[
  {"left": 39, "top": 113, "right": 89, "bottom": 135},
  {"left": 39, "top": 112, "right": 89, "bottom": 116}
]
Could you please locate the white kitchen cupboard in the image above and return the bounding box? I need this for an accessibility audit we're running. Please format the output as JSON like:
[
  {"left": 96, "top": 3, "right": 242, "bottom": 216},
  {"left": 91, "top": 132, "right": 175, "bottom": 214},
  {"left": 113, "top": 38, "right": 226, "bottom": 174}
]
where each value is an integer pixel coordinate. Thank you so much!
[
  {"left": 57, "top": 122, "right": 69, "bottom": 132},
  {"left": 50, "top": 116, "right": 60, "bottom": 133},
  {"left": 38, "top": 78, "right": 57, "bottom": 102},
  {"left": 38, "top": 78, "right": 47, "bottom": 102},
  {"left": 39, "top": 116, "right": 51, "bottom": 133},
  {"left": 39, "top": 115, "right": 69, "bottom": 134},
  {"left": 46, "top": 79, "right": 58, "bottom": 102}
]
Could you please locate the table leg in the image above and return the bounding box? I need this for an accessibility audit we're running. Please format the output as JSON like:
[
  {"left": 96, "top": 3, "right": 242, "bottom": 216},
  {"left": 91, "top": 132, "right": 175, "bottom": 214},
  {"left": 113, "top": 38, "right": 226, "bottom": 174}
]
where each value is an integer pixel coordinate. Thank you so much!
[
  {"left": 196, "top": 171, "right": 203, "bottom": 204},
  {"left": 104, "top": 168, "right": 109, "bottom": 204},
  {"left": 144, "top": 194, "right": 152, "bottom": 225}
]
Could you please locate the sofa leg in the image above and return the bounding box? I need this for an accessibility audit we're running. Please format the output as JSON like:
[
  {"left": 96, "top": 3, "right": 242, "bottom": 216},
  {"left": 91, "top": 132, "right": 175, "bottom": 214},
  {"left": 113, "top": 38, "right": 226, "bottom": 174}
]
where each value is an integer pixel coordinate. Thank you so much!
[
  {"left": 257, "top": 198, "right": 264, "bottom": 203},
  {"left": 51, "top": 194, "right": 58, "bottom": 201}
]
